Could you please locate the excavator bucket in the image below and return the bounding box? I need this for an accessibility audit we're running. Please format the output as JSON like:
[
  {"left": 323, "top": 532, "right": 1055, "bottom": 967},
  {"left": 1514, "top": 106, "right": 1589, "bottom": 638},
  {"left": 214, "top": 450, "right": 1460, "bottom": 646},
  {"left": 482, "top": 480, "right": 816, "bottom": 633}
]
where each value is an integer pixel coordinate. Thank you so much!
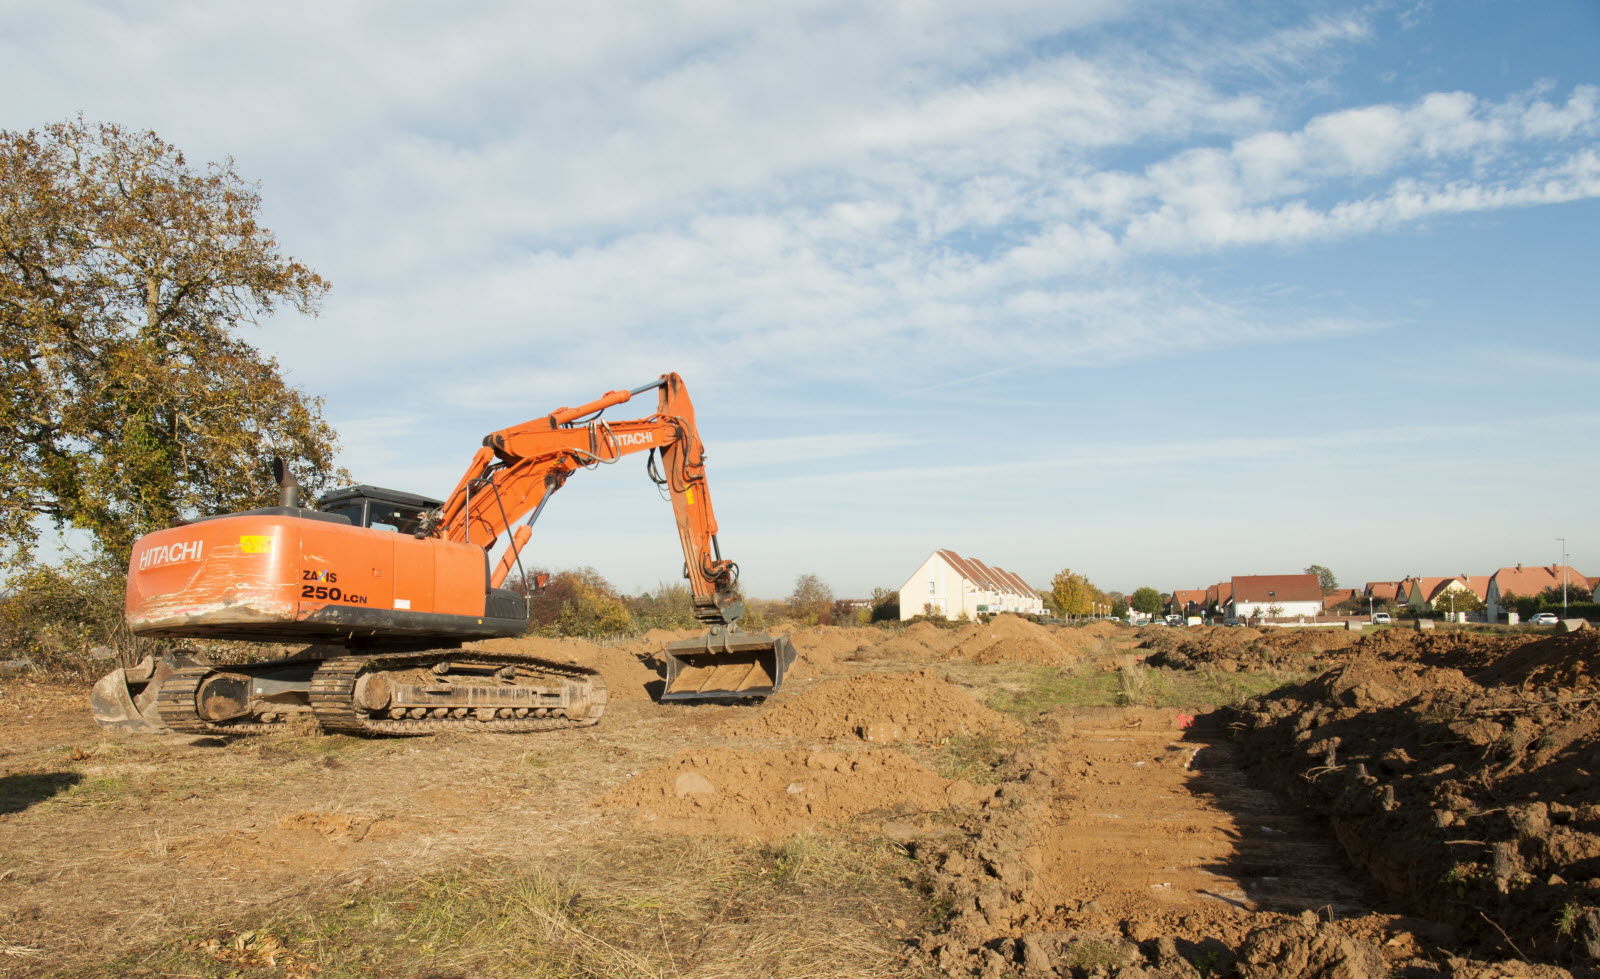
[
  {"left": 90, "top": 652, "right": 209, "bottom": 735},
  {"left": 661, "top": 629, "right": 796, "bottom": 701}
]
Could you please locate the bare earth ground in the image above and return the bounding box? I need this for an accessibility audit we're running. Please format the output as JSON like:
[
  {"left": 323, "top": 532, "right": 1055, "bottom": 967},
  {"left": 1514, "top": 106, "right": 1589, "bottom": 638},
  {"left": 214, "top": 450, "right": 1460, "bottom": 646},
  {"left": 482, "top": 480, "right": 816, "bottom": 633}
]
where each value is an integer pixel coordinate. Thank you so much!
[{"left": 1, "top": 619, "right": 1596, "bottom": 977}]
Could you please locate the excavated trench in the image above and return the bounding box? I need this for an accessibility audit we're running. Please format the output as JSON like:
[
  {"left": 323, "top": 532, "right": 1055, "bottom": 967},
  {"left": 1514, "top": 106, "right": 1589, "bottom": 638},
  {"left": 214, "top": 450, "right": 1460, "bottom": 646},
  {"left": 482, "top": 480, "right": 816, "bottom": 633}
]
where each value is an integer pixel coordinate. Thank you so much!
[{"left": 913, "top": 707, "right": 1415, "bottom": 977}]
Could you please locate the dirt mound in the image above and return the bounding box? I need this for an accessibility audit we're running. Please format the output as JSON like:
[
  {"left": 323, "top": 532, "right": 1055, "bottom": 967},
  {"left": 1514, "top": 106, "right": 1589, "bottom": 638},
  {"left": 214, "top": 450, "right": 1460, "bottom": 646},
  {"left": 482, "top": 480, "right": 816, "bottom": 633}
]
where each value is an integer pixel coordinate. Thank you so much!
[
  {"left": 1263, "top": 626, "right": 1357, "bottom": 655},
  {"left": 1040, "top": 626, "right": 1111, "bottom": 658},
  {"left": 1231, "top": 632, "right": 1600, "bottom": 971},
  {"left": 1400, "top": 630, "right": 1600, "bottom": 691},
  {"left": 1145, "top": 626, "right": 1358, "bottom": 673},
  {"left": 1352, "top": 626, "right": 1428, "bottom": 658},
  {"left": 862, "top": 620, "right": 961, "bottom": 661},
  {"left": 639, "top": 627, "right": 701, "bottom": 645},
  {"left": 720, "top": 669, "right": 1023, "bottom": 744},
  {"left": 1077, "top": 620, "right": 1126, "bottom": 638},
  {"left": 595, "top": 747, "right": 993, "bottom": 838},
  {"left": 470, "top": 635, "right": 659, "bottom": 700},
  {"left": 946, "top": 615, "right": 1079, "bottom": 666},
  {"left": 785, "top": 626, "right": 881, "bottom": 672}
]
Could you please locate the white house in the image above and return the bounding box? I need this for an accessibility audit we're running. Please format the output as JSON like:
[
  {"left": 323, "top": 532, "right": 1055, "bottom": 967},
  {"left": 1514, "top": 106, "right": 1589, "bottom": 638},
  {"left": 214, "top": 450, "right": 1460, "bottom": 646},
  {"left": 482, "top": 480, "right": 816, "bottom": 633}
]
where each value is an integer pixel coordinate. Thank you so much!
[
  {"left": 897, "top": 549, "right": 1044, "bottom": 621},
  {"left": 1230, "top": 574, "right": 1324, "bottom": 619}
]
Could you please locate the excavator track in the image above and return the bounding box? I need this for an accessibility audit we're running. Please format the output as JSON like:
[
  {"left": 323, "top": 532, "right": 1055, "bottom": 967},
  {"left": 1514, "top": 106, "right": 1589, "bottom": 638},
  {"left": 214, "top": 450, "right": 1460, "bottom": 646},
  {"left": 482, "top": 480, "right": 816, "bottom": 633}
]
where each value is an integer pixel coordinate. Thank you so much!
[
  {"left": 147, "top": 651, "right": 604, "bottom": 736},
  {"left": 310, "top": 651, "right": 606, "bottom": 736},
  {"left": 153, "top": 665, "right": 297, "bottom": 735}
]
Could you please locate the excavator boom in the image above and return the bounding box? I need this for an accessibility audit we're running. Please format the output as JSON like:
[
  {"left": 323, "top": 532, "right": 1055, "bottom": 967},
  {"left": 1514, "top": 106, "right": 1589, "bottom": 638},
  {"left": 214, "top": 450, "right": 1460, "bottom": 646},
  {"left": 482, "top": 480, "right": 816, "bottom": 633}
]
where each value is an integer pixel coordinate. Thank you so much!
[{"left": 428, "top": 372, "right": 791, "bottom": 698}]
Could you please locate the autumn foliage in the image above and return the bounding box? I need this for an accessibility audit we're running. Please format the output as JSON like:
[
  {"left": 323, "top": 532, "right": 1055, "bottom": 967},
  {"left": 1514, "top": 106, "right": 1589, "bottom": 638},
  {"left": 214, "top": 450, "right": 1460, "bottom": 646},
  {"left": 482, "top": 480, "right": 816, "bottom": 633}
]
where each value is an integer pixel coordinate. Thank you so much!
[{"left": 1, "top": 119, "right": 342, "bottom": 565}]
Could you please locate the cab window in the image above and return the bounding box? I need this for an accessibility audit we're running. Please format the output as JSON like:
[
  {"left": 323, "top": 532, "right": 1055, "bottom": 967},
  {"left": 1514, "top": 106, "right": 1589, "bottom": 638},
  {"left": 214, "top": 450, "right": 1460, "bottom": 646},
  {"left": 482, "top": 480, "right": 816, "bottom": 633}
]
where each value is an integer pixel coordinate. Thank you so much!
[{"left": 368, "top": 504, "right": 424, "bottom": 534}]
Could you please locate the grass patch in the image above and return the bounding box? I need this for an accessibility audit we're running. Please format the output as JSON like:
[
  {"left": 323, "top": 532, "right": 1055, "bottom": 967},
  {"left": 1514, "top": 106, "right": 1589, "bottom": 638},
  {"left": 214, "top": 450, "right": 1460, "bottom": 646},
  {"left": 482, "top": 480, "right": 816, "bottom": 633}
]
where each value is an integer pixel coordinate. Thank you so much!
[
  {"left": 1138, "top": 665, "right": 1310, "bottom": 709},
  {"left": 982, "top": 665, "right": 1123, "bottom": 720},
  {"left": 925, "top": 731, "right": 1011, "bottom": 785},
  {"left": 982, "top": 662, "right": 1309, "bottom": 720},
  {"left": 65, "top": 834, "right": 936, "bottom": 979}
]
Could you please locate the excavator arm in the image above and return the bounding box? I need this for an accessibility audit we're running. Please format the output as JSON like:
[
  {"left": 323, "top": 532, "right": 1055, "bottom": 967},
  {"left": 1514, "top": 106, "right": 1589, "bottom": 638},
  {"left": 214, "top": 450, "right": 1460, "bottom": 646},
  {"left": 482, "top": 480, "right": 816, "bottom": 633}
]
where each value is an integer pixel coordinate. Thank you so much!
[
  {"left": 431, "top": 374, "right": 739, "bottom": 625},
  {"left": 431, "top": 373, "right": 791, "bottom": 698}
]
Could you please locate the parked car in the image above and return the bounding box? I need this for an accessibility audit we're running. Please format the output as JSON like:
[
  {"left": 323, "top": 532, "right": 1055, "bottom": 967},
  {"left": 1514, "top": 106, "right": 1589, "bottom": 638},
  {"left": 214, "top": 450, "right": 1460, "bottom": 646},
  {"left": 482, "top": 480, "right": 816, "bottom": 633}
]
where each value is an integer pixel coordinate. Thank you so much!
[
  {"left": 1223, "top": 618, "right": 1240, "bottom": 627},
  {"left": 1373, "top": 612, "right": 1392, "bottom": 624},
  {"left": 1531, "top": 612, "right": 1560, "bottom": 625}
]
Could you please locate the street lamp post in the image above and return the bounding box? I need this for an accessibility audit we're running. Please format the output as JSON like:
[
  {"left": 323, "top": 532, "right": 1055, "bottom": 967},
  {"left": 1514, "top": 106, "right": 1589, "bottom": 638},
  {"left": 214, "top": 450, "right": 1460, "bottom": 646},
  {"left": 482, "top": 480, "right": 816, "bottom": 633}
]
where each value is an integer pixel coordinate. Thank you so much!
[{"left": 1557, "top": 537, "right": 1569, "bottom": 618}]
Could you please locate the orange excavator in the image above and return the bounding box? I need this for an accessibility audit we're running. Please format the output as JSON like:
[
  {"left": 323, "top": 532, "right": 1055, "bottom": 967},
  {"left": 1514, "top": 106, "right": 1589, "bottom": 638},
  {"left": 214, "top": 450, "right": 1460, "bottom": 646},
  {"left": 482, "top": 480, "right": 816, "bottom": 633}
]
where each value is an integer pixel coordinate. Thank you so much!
[{"left": 91, "top": 373, "right": 794, "bottom": 736}]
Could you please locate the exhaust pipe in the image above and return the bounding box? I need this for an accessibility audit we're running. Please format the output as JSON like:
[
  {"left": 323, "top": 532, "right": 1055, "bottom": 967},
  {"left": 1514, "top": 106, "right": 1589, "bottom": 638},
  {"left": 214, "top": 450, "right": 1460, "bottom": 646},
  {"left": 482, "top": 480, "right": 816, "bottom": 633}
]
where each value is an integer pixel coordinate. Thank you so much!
[
  {"left": 660, "top": 627, "right": 795, "bottom": 701},
  {"left": 272, "top": 456, "right": 300, "bottom": 508}
]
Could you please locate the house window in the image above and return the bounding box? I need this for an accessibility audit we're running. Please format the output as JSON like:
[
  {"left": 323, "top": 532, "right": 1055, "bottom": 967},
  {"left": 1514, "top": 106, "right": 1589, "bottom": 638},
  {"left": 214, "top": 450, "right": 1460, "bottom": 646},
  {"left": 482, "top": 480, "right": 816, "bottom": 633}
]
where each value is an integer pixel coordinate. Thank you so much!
[{"left": 929, "top": 580, "right": 936, "bottom": 594}]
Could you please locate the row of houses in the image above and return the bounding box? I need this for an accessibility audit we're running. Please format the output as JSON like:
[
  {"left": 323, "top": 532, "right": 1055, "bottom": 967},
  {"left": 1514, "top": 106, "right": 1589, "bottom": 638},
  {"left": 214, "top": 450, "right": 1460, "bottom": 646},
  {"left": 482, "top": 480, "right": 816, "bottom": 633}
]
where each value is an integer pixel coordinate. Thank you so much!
[
  {"left": 896, "top": 548, "right": 1047, "bottom": 621},
  {"left": 1359, "top": 564, "right": 1594, "bottom": 620},
  {"left": 1170, "top": 564, "right": 1595, "bottom": 621}
]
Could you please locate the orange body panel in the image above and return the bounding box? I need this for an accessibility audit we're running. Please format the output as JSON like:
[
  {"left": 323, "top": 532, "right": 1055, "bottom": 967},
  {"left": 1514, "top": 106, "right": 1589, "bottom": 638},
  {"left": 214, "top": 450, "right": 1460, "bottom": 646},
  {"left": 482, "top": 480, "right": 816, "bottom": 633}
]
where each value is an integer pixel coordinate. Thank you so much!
[{"left": 127, "top": 514, "right": 493, "bottom": 643}]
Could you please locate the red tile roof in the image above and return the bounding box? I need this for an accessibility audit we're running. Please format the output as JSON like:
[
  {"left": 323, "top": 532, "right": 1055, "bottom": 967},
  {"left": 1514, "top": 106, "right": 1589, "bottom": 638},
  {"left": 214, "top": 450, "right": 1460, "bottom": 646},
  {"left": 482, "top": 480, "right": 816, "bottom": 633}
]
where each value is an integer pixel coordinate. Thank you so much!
[
  {"left": 969, "top": 557, "right": 1019, "bottom": 596},
  {"left": 1456, "top": 575, "right": 1491, "bottom": 600},
  {"left": 1492, "top": 565, "right": 1590, "bottom": 600},
  {"left": 935, "top": 549, "right": 1034, "bottom": 598},
  {"left": 1364, "top": 581, "right": 1402, "bottom": 601},
  {"left": 1171, "top": 589, "right": 1207, "bottom": 609},
  {"left": 1231, "top": 574, "right": 1323, "bottom": 604},
  {"left": 1415, "top": 577, "right": 1459, "bottom": 603},
  {"left": 1324, "top": 588, "right": 1358, "bottom": 604},
  {"left": 1411, "top": 576, "right": 1492, "bottom": 603},
  {"left": 996, "top": 567, "right": 1037, "bottom": 596}
]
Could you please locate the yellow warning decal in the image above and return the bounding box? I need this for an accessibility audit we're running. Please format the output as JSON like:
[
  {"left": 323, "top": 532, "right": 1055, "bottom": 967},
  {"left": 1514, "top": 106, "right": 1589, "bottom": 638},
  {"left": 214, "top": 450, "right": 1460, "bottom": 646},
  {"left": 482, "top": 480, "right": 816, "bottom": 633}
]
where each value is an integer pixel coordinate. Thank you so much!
[
  {"left": 239, "top": 535, "right": 273, "bottom": 553},
  {"left": 686, "top": 488, "right": 696, "bottom": 505}
]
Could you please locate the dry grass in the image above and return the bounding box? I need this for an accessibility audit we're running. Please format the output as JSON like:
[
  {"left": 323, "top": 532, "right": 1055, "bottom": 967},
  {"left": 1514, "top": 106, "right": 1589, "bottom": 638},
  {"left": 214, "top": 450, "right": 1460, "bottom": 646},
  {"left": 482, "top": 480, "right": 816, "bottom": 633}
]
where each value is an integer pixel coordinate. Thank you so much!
[
  {"left": 938, "top": 659, "right": 1311, "bottom": 721},
  {"left": 59, "top": 834, "right": 935, "bottom": 979}
]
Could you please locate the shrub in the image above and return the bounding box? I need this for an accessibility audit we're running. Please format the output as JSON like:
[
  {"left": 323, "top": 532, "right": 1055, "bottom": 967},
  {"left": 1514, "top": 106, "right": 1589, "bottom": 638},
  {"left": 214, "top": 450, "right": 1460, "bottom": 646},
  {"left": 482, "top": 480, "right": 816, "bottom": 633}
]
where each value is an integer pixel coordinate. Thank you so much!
[
  {"left": 0, "top": 558, "right": 158, "bottom": 677},
  {"left": 622, "top": 582, "right": 698, "bottom": 631}
]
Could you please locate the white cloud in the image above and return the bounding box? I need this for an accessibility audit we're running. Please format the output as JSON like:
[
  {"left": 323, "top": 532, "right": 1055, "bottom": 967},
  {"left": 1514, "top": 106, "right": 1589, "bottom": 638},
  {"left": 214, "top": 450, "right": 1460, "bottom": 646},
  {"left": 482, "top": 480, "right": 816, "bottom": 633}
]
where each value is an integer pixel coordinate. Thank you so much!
[{"left": 4, "top": 3, "right": 1598, "bottom": 594}]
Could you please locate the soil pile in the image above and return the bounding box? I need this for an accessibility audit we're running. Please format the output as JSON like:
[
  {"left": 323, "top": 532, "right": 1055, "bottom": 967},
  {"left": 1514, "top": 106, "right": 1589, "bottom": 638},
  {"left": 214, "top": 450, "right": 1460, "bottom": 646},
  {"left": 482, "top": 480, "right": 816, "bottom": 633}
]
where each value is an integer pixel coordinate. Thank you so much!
[
  {"left": 1265, "top": 626, "right": 1358, "bottom": 656},
  {"left": 595, "top": 747, "right": 993, "bottom": 838},
  {"left": 639, "top": 627, "right": 701, "bottom": 645},
  {"left": 946, "top": 615, "right": 1079, "bottom": 666},
  {"left": 864, "top": 620, "right": 962, "bottom": 661},
  {"left": 1145, "top": 625, "right": 1357, "bottom": 673},
  {"left": 1231, "top": 631, "right": 1600, "bottom": 972},
  {"left": 1369, "top": 630, "right": 1600, "bottom": 691},
  {"left": 470, "top": 635, "right": 659, "bottom": 700},
  {"left": 720, "top": 669, "right": 1023, "bottom": 744},
  {"left": 785, "top": 626, "right": 881, "bottom": 672},
  {"left": 1077, "top": 620, "right": 1127, "bottom": 638}
]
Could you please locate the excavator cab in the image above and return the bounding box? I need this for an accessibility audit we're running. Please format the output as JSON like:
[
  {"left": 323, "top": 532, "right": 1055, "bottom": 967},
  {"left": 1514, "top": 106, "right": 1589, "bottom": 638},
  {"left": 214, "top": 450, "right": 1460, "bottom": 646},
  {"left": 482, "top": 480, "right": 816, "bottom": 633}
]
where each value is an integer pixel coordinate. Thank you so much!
[{"left": 318, "top": 485, "right": 440, "bottom": 535}]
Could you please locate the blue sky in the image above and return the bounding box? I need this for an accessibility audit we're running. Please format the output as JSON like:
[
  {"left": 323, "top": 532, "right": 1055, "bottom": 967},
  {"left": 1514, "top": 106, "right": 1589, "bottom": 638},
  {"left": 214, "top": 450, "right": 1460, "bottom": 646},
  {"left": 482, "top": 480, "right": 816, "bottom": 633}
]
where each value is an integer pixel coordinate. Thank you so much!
[{"left": 5, "top": 0, "right": 1597, "bottom": 599}]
